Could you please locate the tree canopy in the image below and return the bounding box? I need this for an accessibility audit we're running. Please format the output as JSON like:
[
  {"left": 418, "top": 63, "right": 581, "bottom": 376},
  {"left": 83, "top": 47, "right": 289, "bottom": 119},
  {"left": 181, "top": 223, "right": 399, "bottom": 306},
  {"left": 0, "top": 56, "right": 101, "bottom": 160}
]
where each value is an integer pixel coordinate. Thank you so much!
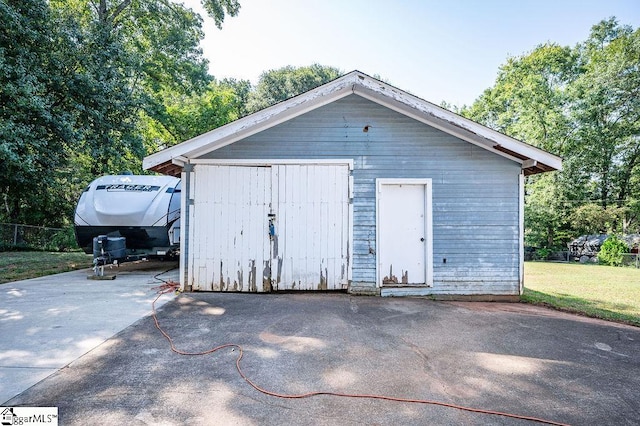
[
  {"left": 247, "top": 64, "right": 343, "bottom": 113},
  {"left": 0, "top": 0, "right": 242, "bottom": 226},
  {"left": 461, "top": 18, "right": 640, "bottom": 248},
  {"left": 0, "top": 0, "right": 77, "bottom": 224}
]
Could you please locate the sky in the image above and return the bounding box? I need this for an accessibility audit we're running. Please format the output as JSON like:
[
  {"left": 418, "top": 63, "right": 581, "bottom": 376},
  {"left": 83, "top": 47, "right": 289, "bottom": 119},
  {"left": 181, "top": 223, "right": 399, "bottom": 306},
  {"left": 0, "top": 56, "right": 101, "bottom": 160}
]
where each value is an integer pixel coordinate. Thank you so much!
[{"left": 183, "top": 0, "right": 640, "bottom": 107}]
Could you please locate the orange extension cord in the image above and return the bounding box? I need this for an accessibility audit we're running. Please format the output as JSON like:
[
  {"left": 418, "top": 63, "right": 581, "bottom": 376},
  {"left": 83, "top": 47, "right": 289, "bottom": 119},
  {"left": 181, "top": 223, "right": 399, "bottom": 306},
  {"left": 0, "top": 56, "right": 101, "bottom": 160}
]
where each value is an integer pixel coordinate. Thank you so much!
[{"left": 151, "top": 281, "right": 570, "bottom": 426}]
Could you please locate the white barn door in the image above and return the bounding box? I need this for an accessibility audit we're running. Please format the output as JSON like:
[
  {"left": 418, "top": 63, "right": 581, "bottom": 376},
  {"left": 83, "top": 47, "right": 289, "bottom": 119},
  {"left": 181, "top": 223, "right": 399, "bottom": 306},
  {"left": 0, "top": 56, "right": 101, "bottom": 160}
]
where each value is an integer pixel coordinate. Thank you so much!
[
  {"left": 377, "top": 179, "right": 433, "bottom": 287},
  {"left": 189, "top": 162, "right": 350, "bottom": 292},
  {"left": 272, "top": 164, "right": 350, "bottom": 291},
  {"left": 190, "top": 165, "right": 272, "bottom": 291}
]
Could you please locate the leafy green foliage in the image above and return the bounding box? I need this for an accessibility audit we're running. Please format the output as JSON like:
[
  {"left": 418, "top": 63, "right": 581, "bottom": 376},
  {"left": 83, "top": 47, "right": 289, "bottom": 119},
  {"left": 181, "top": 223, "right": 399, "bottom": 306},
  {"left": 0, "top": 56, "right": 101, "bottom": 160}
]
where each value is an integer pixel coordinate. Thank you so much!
[
  {"left": 463, "top": 43, "right": 576, "bottom": 153},
  {"left": 524, "top": 174, "right": 570, "bottom": 249},
  {"left": 598, "top": 235, "right": 629, "bottom": 266},
  {"left": 247, "top": 64, "right": 342, "bottom": 113},
  {"left": 141, "top": 78, "right": 250, "bottom": 150},
  {"left": 463, "top": 18, "right": 640, "bottom": 247},
  {"left": 202, "top": 0, "right": 240, "bottom": 29},
  {"left": 0, "top": 0, "right": 77, "bottom": 225},
  {"left": 569, "top": 203, "right": 626, "bottom": 235},
  {"left": 534, "top": 248, "right": 551, "bottom": 260},
  {"left": 0, "top": 0, "right": 242, "bottom": 227},
  {"left": 48, "top": 226, "right": 80, "bottom": 251},
  {"left": 570, "top": 20, "right": 640, "bottom": 211}
]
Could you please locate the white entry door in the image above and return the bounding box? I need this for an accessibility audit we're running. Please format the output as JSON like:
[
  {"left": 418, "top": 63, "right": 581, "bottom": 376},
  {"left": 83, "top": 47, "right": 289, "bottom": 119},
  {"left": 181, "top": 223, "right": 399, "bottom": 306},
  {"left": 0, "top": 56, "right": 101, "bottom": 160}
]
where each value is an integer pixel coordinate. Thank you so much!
[
  {"left": 189, "top": 163, "right": 350, "bottom": 292},
  {"left": 377, "top": 179, "right": 433, "bottom": 287}
]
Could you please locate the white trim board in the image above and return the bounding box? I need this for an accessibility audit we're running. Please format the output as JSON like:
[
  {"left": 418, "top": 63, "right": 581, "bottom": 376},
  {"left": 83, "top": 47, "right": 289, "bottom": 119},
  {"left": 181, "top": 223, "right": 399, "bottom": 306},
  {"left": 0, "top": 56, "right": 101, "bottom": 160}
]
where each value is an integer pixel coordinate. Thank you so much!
[{"left": 184, "top": 158, "right": 354, "bottom": 169}]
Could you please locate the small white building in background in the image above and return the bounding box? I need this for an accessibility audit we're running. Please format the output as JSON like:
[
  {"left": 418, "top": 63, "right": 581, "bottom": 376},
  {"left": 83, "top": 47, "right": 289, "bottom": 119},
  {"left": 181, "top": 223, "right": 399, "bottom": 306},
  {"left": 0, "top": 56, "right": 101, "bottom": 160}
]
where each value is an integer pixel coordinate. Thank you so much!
[{"left": 143, "top": 71, "right": 561, "bottom": 299}]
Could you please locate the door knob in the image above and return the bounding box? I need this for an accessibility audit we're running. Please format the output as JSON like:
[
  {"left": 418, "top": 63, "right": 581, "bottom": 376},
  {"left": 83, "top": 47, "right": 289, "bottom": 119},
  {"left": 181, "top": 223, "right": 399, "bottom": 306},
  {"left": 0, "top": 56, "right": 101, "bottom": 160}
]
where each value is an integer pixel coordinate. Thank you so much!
[{"left": 420, "top": 237, "right": 425, "bottom": 242}]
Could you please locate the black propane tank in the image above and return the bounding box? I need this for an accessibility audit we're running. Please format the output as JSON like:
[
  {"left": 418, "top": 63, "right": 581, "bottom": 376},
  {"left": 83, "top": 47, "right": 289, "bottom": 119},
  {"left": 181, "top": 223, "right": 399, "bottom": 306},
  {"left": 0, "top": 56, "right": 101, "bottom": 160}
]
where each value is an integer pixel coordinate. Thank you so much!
[{"left": 92, "top": 235, "right": 127, "bottom": 263}]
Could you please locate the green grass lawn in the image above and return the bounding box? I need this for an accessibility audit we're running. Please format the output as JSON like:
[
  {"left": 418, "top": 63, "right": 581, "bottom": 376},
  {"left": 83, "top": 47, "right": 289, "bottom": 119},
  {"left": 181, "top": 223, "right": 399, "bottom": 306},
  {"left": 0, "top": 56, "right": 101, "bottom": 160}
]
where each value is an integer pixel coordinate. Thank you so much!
[
  {"left": 0, "top": 251, "right": 93, "bottom": 284},
  {"left": 523, "top": 261, "right": 640, "bottom": 326}
]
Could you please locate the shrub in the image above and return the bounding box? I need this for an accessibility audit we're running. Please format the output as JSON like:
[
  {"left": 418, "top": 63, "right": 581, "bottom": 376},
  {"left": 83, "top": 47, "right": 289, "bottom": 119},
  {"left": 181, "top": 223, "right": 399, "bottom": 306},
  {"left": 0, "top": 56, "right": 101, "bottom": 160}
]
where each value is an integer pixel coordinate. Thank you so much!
[
  {"left": 0, "top": 242, "right": 31, "bottom": 252},
  {"left": 46, "top": 226, "right": 79, "bottom": 251},
  {"left": 535, "top": 247, "right": 551, "bottom": 260},
  {"left": 598, "top": 235, "right": 628, "bottom": 267}
]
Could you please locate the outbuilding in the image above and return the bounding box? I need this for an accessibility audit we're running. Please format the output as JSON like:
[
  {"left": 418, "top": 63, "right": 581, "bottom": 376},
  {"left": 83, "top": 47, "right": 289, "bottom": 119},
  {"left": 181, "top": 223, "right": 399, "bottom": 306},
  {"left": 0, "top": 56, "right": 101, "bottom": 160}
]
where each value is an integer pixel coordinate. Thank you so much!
[{"left": 143, "top": 71, "right": 561, "bottom": 298}]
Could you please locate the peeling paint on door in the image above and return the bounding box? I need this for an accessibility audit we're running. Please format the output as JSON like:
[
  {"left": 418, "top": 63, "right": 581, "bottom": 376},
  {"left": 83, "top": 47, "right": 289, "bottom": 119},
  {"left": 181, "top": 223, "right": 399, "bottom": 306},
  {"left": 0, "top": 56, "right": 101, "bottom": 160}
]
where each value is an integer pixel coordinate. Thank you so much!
[
  {"left": 189, "top": 164, "right": 349, "bottom": 292},
  {"left": 271, "top": 234, "right": 278, "bottom": 258},
  {"left": 190, "top": 165, "right": 271, "bottom": 292},
  {"left": 218, "top": 261, "right": 224, "bottom": 291},
  {"left": 236, "top": 265, "right": 243, "bottom": 291},
  {"left": 276, "top": 257, "right": 283, "bottom": 285},
  {"left": 318, "top": 265, "right": 328, "bottom": 290},
  {"left": 382, "top": 264, "right": 398, "bottom": 284},
  {"left": 262, "top": 261, "right": 272, "bottom": 292},
  {"left": 248, "top": 259, "right": 257, "bottom": 292},
  {"left": 274, "top": 164, "right": 350, "bottom": 291}
]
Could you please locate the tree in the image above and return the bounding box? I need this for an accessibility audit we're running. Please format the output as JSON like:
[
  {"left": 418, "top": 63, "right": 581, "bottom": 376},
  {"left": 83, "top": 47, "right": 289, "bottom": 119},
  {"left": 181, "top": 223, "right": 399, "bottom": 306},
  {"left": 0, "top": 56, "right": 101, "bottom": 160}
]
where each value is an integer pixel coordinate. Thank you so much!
[
  {"left": 569, "top": 203, "right": 625, "bottom": 235},
  {"left": 0, "top": 0, "right": 77, "bottom": 225},
  {"left": 463, "top": 43, "right": 577, "bottom": 154},
  {"left": 462, "top": 18, "right": 640, "bottom": 247},
  {"left": 0, "top": 0, "right": 241, "bottom": 226},
  {"left": 247, "top": 64, "right": 342, "bottom": 113},
  {"left": 201, "top": 0, "right": 240, "bottom": 29},
  {"left": 569, "top": 19, "right": 640, "bottom": 211},
  {"left": 461, "top": 43, "right": 578, "bottom": 248},
  {"left": 220, "top": 77, "right": 252, "bottom": 118},
  {"left": 50, "top": 0, "right": 241, "bottom": 175},
  {"left": 141, "top": 78, "right": 251, "bottom": 151}
]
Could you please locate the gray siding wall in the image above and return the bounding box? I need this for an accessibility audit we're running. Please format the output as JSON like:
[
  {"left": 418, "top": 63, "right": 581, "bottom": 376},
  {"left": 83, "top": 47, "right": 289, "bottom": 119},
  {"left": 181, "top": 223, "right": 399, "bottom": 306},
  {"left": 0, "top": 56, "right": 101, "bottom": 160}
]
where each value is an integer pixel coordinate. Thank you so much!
[{"left": 199, "top": 95, "right": 522, "bottom": 295}]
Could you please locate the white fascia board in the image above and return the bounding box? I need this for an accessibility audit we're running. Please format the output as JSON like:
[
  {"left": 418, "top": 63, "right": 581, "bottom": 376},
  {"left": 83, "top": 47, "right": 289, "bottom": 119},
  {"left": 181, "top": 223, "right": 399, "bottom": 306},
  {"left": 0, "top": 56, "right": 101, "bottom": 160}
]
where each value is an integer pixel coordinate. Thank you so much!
[
  {"left": 352, "top": 79, "right": 562, "bottom": 171},
  {"left": 144, "top": 146, "right": 181, "bottom": 170},
  {"left": 171, "top": 156, "right": 188, "bottom": 167}
]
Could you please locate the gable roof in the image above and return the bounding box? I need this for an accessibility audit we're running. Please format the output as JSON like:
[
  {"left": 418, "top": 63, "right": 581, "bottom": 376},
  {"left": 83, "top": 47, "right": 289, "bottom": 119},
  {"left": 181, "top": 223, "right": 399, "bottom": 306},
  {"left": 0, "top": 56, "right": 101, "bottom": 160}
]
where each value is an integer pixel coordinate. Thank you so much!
[{"left": 143, "top": 70, "right": 562, "bottom": 177}]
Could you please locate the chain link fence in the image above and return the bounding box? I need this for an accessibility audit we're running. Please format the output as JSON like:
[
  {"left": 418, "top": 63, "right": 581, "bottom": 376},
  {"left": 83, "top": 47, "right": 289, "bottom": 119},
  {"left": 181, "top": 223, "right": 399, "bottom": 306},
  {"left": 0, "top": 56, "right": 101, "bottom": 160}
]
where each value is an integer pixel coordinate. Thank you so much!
[
  {"left": 525, "top": 246, "right": 639, "bottom": 268},
  {"left": 0, "top": 223, "right": 76, "bottom": 251},
  {"left": 621, "top": 253, "right": 640, "bottom": 269}
]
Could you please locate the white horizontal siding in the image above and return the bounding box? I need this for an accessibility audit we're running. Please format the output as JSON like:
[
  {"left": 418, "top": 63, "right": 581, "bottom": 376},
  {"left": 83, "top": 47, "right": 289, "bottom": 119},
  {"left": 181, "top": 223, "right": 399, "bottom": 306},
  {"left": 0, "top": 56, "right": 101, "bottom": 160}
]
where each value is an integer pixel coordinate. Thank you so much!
[{"left": 199, "top": 95, "right": 521, "bottom": 295}]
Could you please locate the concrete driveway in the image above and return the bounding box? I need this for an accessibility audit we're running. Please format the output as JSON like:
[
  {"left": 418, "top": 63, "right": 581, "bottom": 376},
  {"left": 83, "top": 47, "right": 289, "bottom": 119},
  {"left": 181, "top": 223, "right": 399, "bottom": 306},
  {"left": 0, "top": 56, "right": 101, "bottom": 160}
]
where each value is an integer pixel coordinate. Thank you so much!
[
  {"left": 3, "top": 283, "right": 640, "bottom": 425},
  {"left": 0, "top": 262, "right": 178, "bottom": 404}
]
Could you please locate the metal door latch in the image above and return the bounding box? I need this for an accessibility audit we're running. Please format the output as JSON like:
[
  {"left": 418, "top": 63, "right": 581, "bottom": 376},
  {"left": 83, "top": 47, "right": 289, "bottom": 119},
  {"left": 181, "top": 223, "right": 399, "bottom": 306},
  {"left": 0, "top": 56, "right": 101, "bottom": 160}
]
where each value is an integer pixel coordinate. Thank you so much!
[{"left": 268, "top": 214, "right": 276, "bottom": 240}]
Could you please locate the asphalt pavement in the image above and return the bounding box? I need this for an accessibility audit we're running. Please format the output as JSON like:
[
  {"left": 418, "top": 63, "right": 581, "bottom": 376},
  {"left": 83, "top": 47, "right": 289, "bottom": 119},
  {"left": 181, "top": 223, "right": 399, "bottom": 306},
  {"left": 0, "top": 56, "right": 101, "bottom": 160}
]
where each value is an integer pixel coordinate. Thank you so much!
[{"left": 2, "top": 266, "right": 640, "bottom": 425}]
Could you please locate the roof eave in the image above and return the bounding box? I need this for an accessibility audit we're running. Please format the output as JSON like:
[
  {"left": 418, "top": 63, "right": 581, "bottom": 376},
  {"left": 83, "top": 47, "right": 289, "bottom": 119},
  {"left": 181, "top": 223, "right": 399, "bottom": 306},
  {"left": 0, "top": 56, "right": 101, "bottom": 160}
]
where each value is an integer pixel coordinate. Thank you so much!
[
  {"left": 144, "top": 70, "right": 562, "bottom": 176},
  {"left": 350, "top": 78, "right": 562, "bottom": 174}
]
